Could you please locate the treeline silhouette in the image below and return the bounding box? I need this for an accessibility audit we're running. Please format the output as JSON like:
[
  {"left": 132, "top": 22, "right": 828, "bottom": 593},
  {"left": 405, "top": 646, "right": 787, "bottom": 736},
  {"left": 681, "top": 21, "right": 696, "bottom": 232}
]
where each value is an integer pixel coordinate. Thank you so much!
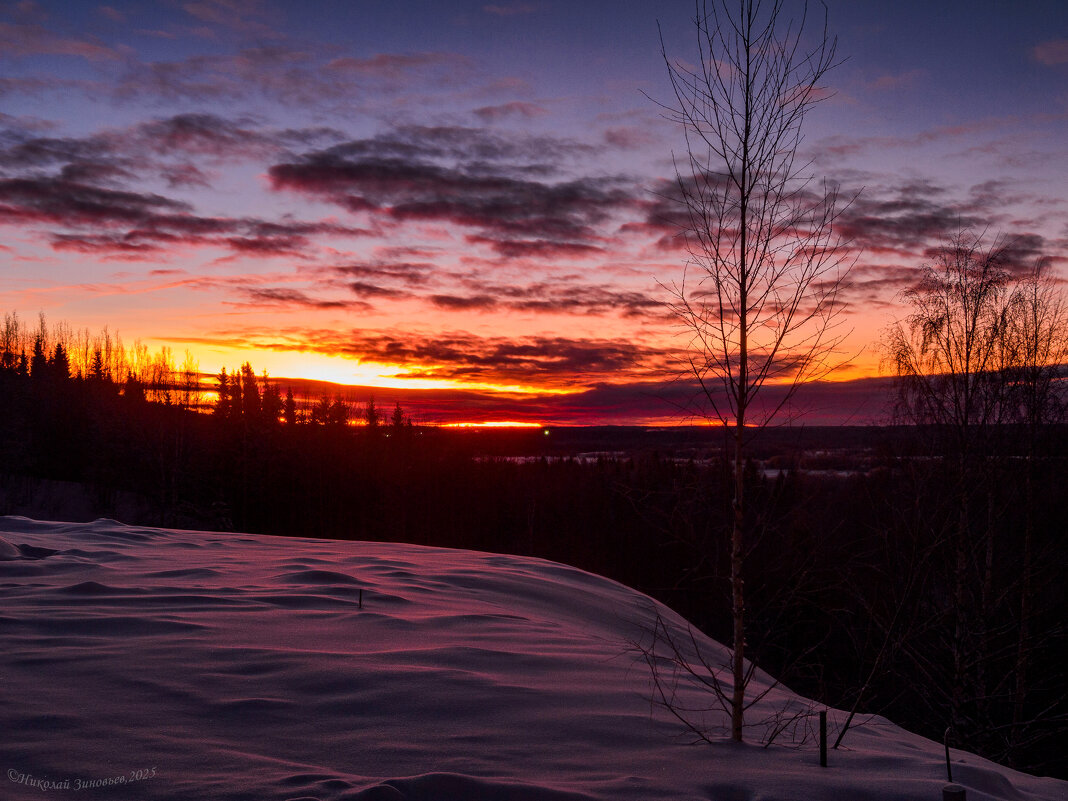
[{"left": 0, "top": 313, "right": 1064, "bottom": 778}]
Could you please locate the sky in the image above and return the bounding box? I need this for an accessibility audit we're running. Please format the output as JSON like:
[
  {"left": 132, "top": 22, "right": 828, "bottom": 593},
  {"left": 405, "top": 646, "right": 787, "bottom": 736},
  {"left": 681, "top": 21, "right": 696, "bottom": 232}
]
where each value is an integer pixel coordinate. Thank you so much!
[{"left": 1, "top": 0, "right": 1066, "bottom": 425}]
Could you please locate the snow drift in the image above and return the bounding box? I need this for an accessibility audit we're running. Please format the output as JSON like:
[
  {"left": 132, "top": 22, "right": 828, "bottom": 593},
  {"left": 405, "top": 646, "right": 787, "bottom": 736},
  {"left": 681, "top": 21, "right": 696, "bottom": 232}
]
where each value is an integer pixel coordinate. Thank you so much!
[{"left": 0, "top": 517, "right": 1062, "bottom": 801}]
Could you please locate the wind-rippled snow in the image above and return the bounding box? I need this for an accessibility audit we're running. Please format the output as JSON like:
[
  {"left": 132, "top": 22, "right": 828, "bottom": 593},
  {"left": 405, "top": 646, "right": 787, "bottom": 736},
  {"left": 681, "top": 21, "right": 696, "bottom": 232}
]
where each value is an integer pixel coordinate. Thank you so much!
[{"left": 0, "top": 518, "right": 1062, "bottom": 800}]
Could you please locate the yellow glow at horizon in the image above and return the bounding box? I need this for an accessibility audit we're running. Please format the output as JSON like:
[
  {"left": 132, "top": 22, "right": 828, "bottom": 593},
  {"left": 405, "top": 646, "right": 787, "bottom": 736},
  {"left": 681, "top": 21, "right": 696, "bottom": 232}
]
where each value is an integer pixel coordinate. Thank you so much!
[
  {"left": 441, "top": 421, "right": 544, "bottom": 428},
  {"left": 186, "top": 347, "right": 577, "bottom": 396}
]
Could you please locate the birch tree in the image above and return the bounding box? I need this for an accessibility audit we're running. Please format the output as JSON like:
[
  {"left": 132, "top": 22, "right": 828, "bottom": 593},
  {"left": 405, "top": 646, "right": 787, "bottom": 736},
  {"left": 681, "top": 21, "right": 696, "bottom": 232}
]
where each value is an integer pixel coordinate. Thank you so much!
[{"left": 659, "top": 0, "right": 852, "bottom": 742}]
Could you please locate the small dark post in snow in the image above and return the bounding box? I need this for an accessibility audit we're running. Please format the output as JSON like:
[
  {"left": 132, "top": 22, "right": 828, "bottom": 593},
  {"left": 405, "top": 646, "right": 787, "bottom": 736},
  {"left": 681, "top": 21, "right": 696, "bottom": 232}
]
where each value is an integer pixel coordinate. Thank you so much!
[
  {"left": 944, "top": 727, "right": 953, "bottom": 782},
  {"left": 943, "top": 784, "right": 966, "bottom": 800},
  {"left": 819, "top": 710, "right": 827, "bottom": 767},
  {"left": 358, "top": 588, "right": 363, "bottom": 609}
]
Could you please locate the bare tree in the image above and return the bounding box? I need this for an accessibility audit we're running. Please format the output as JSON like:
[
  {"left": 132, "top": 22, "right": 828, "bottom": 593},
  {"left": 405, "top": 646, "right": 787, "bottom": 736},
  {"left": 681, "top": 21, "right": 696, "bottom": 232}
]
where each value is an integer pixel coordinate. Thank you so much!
[
  {"left": 178, "top": 350, "right": 203, "bottom": 411},
  {"left": 658, "top": 0, "right": 852, "bottom": 742},
  {"left": 885, "top": 232, "right": 1014, "bottom": 449},
  {"left": 1000, "top": 258, "right": 1067, "bottom": 758},
  {"left": 1005, "top": 258, "right": 1068, "bottom": 430},
  {"left": 885, "top": 232, "right": 1012, "bottom": 739},
  {"left": 884, "top": 232, "right": 1068, "bottom": 766}
]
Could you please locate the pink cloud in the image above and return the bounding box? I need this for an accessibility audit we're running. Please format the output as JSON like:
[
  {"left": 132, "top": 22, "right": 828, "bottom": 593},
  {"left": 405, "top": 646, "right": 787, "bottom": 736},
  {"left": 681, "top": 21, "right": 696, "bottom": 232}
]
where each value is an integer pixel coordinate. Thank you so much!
[
  {"left": 1032, "top": 39, "right": 1068, "bottom": 66},
  {"left": 865, "top": 68, "right": 925, "bottom": 91},
  {"left": 474, "top": 102, "right": 548, "bottom": 122},
  {"left": 0, "top": 21, "right": 119, "bottom": 61},
  {"left": 604, "top": 126, "right": 657, "bottom": 150},
  {"left": 180, "top": 0, "right": 281, "bottom": 38},
  {"left": 325, "top": 52, "right": 472, "bottom": 81},
  {"left": 97, "top": 5, "right": 126, "bottom": 23},
  {"left": 483, "top": 3, "right": 539, "bottom": 16}
]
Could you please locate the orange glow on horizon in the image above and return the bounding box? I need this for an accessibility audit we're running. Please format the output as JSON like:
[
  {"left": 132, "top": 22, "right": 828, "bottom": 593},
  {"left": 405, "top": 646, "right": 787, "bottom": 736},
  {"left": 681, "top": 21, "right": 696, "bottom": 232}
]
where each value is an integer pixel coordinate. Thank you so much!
[
  {"left": 181, "top": 346, "right": 579, "bottom": 397},
  {"left": 440, "top": 421, "right": 545, "bottom": 429}
]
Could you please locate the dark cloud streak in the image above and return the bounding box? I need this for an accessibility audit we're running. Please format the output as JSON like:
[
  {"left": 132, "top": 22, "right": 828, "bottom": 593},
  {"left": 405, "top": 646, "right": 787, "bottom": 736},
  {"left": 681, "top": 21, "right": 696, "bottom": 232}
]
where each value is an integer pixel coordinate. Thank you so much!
[
  {"left": 189, "top": 326, "right": 673, "bottom": 389},
  {"left": 240, "top": 288, "right": 361, "bottom": 310},
  {"left": 269, "top": 126, "right": 633, "bottom": 259}
]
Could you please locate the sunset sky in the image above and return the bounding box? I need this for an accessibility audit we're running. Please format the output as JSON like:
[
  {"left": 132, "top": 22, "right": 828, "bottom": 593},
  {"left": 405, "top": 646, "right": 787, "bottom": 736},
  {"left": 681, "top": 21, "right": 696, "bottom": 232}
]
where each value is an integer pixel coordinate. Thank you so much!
[{"left": 1, "top": 0, "right": 1066, "bottom": 424}]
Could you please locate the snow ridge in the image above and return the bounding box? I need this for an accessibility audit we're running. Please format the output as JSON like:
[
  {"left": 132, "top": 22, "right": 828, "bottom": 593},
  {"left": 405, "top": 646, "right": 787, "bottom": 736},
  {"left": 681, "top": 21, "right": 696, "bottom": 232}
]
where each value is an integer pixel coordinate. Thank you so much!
[{"left": 0, "top": 517, "right": 1062, "bottom": 801}]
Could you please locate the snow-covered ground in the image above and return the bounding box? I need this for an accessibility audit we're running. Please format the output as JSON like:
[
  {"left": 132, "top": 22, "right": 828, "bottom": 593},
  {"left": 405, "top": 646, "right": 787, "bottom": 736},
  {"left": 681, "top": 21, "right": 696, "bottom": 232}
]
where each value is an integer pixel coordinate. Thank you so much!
[{"left": 1, "top": 517, "right": 1062, "bottom": 801}]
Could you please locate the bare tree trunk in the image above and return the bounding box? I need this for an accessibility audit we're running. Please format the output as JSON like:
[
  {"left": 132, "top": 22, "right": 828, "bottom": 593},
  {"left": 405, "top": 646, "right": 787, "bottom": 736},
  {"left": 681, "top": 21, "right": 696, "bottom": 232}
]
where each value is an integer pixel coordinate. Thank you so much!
[
  {"left": 1011, "top": 423, "right": 1036, "bottom": 746},
  {"left": 950, "top": 483, "right": 968, "bottom": 732},
  {"left": 730, "top": 413, "right": 745, "bottom": 741}
]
